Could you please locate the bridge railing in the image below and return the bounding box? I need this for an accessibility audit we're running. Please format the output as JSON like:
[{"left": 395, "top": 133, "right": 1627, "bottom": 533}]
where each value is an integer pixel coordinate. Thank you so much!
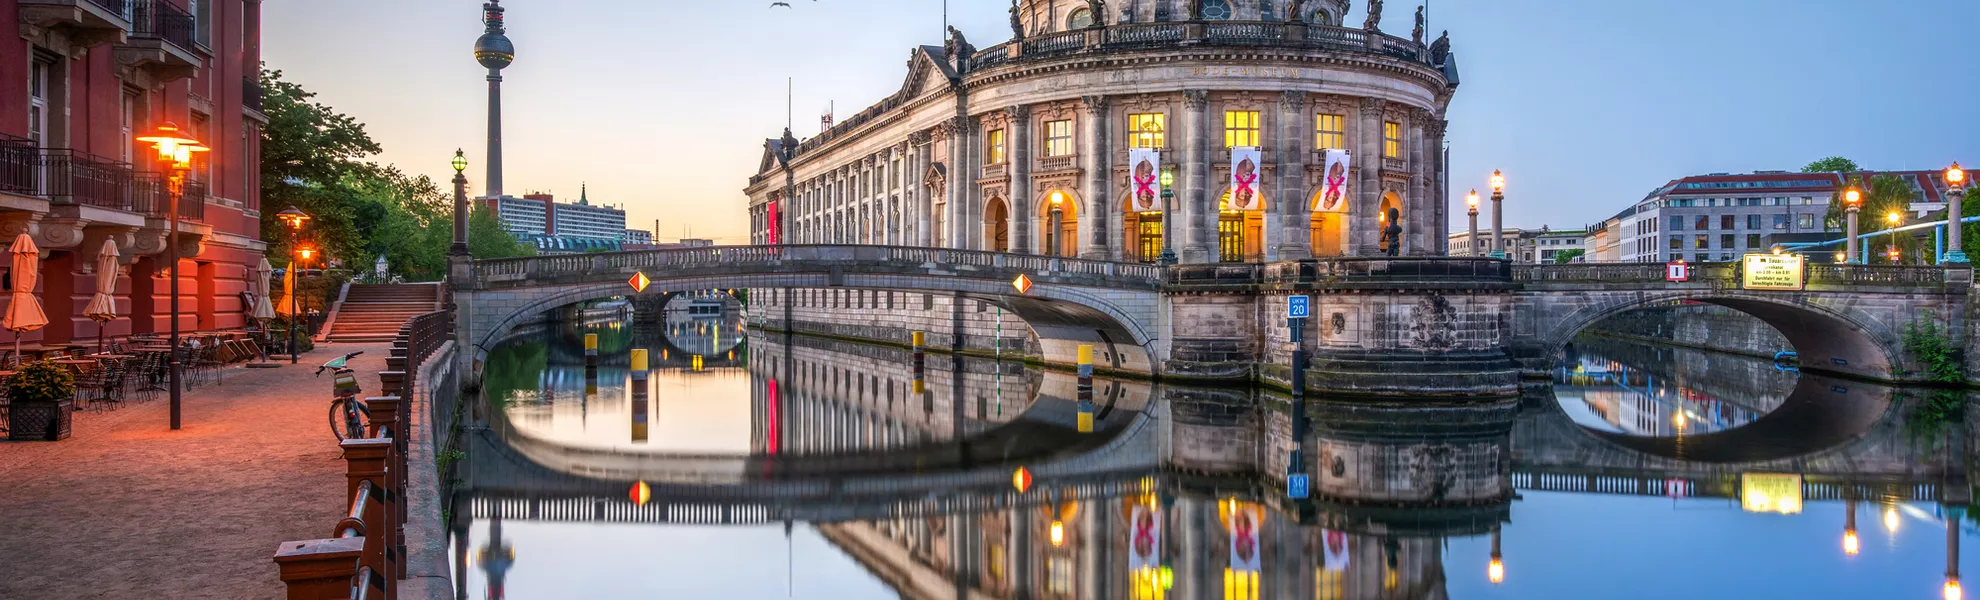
[
  {"left": 471, "top": 244, "right": 1165, "bottom": 287},
  {"left": 1807, "top": 264, "right": 1952, "bottom": 286},
  {"left": 1517, "top": 262, "right": 1960, "bottom": 289}
]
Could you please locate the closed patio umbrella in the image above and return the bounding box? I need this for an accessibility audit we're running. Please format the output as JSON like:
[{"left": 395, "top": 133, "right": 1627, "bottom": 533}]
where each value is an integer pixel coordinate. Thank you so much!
[
  {"left": 2, "top": 232, "right": 47, "bottom": 362},
  {"left": 82, "top": 239, "right": 120, "bottom": 355},
  {"left": 249, "top": 257, "right": 277, "bottom": 366}
]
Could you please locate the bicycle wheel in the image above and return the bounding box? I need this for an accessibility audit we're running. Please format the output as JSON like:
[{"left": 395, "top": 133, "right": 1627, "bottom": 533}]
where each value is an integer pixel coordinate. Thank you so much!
[
  {"left": 344, "top": 400, "right": 367, "bottom": 440},
  {"left": 328, "top": 399, "right": 348, "bottom": 442}
]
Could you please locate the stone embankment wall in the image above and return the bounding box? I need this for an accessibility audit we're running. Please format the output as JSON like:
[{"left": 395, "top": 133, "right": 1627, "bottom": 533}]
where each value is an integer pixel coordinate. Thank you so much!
[{"left": 1581, "top": 305, "right": 1791, "bottom": 358}]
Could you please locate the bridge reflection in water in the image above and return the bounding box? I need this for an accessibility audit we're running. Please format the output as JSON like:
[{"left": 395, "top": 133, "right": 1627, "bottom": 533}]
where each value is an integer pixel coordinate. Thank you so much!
[{"left": 451, "top": 319, "right": 1975, "bottom": 599}]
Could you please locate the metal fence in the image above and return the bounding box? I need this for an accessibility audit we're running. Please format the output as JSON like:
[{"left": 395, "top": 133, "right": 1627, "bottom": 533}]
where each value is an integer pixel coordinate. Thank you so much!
[{"left": 128, "top": 0, "right": 196, "bottom": 52}]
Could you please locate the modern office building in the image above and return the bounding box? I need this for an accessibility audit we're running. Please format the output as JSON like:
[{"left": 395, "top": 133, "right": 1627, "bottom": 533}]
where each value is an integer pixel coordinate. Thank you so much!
[
  {"left": 623, "top": 229, "right": 653, "bottom": 245},
  {"left": 2, "top": 0, "right": 266, "bottom": 347},
  {"left": 482, "top": 186, "right": 628, "bottom": 240},
  {"left": 745, "top": 0, "right": 1461, "bottom": 262}
]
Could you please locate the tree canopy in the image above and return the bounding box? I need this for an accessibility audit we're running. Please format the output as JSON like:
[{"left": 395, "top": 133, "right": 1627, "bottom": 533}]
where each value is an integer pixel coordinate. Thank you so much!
[
  {"left": 1801, "top": 157, "right": 1861, "bottom": 173},
  {"left": 1822, "top": 174, "right": 1927, "bottom": 264},
  {"left": 258, "top": 68, "right": 530, "bottom": 281}
]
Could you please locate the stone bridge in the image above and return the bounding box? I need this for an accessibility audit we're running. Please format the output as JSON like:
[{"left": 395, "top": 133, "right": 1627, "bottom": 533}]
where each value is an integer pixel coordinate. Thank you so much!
[
  {"left": 1512, "top": 262, "right": 1972, "bottom": 383},
  {"left": 452, "top": 246, "right": 1972, "bottom": 392}
]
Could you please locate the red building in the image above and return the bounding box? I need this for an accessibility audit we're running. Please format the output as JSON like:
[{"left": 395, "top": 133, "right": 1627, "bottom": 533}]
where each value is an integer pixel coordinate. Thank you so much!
[{"left": 0, "top": 0, "right": 264, "bottom": 348}]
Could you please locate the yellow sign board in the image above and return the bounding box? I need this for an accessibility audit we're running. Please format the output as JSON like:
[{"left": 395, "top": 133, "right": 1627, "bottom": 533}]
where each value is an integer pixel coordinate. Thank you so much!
[
  {"left": 1740, "top": 473, "right": 1803, "bottom": 514},
  {"left": 1741, "top": 254, "right": 1805, "bottom": 291}
]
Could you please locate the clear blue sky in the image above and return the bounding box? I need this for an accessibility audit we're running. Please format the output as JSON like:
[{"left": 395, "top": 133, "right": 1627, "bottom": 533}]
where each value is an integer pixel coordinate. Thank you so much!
[{"left": 264, "top": 0, "right": 1979, "bottom": 243}]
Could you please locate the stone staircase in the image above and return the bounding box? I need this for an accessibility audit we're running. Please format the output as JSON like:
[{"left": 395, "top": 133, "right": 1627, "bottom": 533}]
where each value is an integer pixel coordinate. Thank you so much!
[{"left": 321, "top": 283, "right": 442, "bottom": 343}]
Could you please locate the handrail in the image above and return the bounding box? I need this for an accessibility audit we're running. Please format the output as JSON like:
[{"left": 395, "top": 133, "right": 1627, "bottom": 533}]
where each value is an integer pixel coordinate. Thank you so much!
[
  {"left": 274, "top": 433, "right": 401, "bottom": 599},
  {"left": 336, "top": 480, "right": 376, "bottom": 539}
]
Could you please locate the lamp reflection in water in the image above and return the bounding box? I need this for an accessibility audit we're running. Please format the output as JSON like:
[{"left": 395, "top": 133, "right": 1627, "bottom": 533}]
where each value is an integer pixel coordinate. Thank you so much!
[
  {"left": 1844, "top": 497, "right": 1860, "bottom": 556},
  {"left": 1886, "top": 505, "right": 1902, "bottom": 534},
  {"left": 476, "top": 511, "right": 516, "bottom": 600},
  {"left": 1488, "top": 526, "right": 1504, "bottom": 584}
]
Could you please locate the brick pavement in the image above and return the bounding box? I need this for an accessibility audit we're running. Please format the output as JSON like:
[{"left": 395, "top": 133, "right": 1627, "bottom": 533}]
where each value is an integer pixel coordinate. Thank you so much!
[{"left": 0, "top": 343, "right": 392, "bottom": 599}]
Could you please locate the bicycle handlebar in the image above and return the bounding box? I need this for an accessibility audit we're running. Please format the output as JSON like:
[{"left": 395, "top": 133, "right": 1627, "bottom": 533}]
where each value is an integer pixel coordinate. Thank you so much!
[{"left": 314, "top": 351, "right": 365, "bottom": 376}]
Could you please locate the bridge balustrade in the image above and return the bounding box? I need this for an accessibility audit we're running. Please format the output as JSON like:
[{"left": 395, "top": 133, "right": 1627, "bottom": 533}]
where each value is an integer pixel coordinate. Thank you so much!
[{"left": 467, "top": 245, "right": 1164, "bottom": 290}]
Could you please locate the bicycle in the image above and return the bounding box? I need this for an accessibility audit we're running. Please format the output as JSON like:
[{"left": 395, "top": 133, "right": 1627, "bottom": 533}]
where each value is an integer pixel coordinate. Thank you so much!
[{"left": 318, "top": 351, "right": 367, "bottom": 441}]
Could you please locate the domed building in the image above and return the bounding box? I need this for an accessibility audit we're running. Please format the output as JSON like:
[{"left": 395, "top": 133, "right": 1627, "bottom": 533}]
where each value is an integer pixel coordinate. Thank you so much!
[{"left": 747, "top": 0, "right": 1459, "bottom": 262}]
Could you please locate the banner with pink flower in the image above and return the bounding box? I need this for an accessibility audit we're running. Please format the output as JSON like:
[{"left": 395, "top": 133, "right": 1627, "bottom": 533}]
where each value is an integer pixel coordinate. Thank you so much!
[
  {"left": 1129, "top": 149, "right": 1162, "bottom": 212},
  {"left": 1228, "top": 147, "right": 1263, "bottom": 211}
]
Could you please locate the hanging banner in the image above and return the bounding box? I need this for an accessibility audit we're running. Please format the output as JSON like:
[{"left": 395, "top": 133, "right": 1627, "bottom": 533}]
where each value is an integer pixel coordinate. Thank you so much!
[
  {"left": 1129, "top": 504, "right": 1162, "bottom": 570},
  {"left": 766, "top": 199, "right": 782, "bottom": 245},
  {"left": 1228, "top": 501, "right": 1262, "bottom": 573},
  {"left": 1229, "top": 147, "right": 1264, "bottom": 211},
  {"left": 1319, "top": 529, "right": 1352, "bottom": 572},
  {"left": 1129, "top": 149, "right": 1162, "bottom": 212},
  {"left": 1315, "top": 149, "right": 1352, "bottom": 212}
]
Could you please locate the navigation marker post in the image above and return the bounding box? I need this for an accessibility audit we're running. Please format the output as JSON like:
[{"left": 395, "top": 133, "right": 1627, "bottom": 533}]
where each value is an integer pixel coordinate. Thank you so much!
[
  {"left": 1077, "top": 345, "right": 1095, "bottom": 434},
  {"left": 1287, "top": 295, "right": 1311, "bottom": 499}
]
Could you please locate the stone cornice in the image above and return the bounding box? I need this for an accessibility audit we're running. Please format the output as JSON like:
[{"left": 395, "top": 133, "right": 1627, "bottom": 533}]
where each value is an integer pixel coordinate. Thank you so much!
[{"left": 964, "top": 45, "right": 1450, "bottom": 103}]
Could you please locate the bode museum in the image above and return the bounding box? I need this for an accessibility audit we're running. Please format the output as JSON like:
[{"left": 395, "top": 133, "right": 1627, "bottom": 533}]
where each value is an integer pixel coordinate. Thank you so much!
[{"left": 746, "top": 0, "right": 1460, "bottom": 262}]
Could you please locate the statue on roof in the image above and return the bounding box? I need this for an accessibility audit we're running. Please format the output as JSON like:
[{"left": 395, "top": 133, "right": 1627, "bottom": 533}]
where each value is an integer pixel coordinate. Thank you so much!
[
  {"left": 1187, "top": 0, "right": 1203, "bottom": 20},
  {"left": 945, "top": 26, "right": 975, "bottom": 63},
  {"left": 1363, "top": 0, "right": 1382, "bottom": 31},
  {"left": 779, "top": 127, "right": 799, "bottom": 162},
  {"left": 1288, "top": 0, "right": 1306, "bottom": 22},
  {"left": 1411, "top": 5, "right": 1425, "bottom": 44},
  {"left": 1009, "top": 0, "right": 1024, "bottom": 39},
  {"left": 1429, "top": 30, "right": 1450, "bottom": 64},
  {"left": 1084, "top": 0, "right": 1107, "bottom": 27}
]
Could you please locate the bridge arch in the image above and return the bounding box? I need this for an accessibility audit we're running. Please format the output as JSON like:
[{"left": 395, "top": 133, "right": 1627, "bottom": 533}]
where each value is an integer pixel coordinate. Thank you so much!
[{"left": 1524, "top": 290, "right": 1909, "bottom": 382}]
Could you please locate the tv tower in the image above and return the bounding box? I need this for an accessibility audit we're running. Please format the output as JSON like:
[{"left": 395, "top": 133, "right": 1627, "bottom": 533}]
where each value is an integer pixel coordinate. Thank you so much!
[{"left": 473, "top": 1, "right": 514, "bottom": 197}]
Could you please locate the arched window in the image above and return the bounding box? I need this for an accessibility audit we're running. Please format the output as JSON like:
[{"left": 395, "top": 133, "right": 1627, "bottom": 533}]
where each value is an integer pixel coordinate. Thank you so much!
[
  {"left": 1201, "top": 0, "right": 1233, "bottom": 20},
  {"left": 1067, "top": 7, "right": 1095, "bottom": 29},
  {"left": 1306, "top": 6, "right": 1332, "bottom": 25}
]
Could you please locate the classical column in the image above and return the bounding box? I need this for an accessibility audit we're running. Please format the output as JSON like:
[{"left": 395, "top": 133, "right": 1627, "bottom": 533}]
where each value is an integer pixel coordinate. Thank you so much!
[
  {"left": 913, "top": 131, "right": 935, "bottom": 247},
  {"left": 1180, "top": 90, "right": 1211, "bottom": 263},
  {"left": 1407, "top": 118, "right": 1429, "bottom": 255},
  {"left": 1276, "top": 90, "right": 1310, "bottom": 260},
  {"left": 963, "top": 116, "right": 984, "bottom": 250},
  {"left": 1079, "top": 95, "right": 1112, "bottom": 259},
  {"left": 1429, "top": 117, "right": 1450, "bottom": 255},
  {"left": 944, "top": 121, "right": 967, "bottom": 249},
  {"left": 1008, "top": 105, "right": 1035, "bottom": 254},
  {"left": 1353, "top": 97, "right": 1386, "bottom": 255}
]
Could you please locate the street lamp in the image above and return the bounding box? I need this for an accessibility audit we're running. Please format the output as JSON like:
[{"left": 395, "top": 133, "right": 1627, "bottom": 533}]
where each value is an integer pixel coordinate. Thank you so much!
[
  {"left": 1157, "top": 170, "right": 1178, "bottom": 265},
  {"left": 1888, "top": 211, "right": 1904, "bottom": 265},
  {"left": 1844, "top": 184, "right": 1863, "bottom": 264},
  {"left": 296, "top": 245, "right": 316, "bottom": 345},
  {"left": 1466, "top": 189, "right": 1480, "bottom": 257},
  {"left": 1947, "top": 162, "right": 1969, "bottom": 263},
  {"left": 136, "top": 122, "right": 208, "bottom": 431},
  {"left": 1489, "top": 170, "right": 1507, "bottom": 259},
  {"left": 1049, "top": 190, "right": 1066, "bottom": 257},
  {"left": 451, "top": 150, "right": 471, "bottom": 256},
  {"left": 276, "top": 206, "right": 311, "bottom": 364}
]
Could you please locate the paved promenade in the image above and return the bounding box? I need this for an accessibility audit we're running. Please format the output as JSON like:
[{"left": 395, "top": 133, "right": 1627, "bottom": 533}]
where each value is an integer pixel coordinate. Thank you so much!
[{"left": 0, "top": 343, "right": 391, "bottom": 599}]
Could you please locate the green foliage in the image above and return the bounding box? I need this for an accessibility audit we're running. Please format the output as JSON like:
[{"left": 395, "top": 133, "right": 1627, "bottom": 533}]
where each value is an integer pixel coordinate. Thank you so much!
[
  {"left": 469, "top": 204, "right": 535, "bottom": 259},
  {"left": 1801, "top": 157, "right": 1861, "bottom": 174},
  {"left": 258, "top": 69, "right": 479, "bottom": 282},
  {"left": 481, "top": 340, "right": 548, "bottom": 409},
  {"left": 1821, "top": 174, "right": 1927, "bottom": 263},
  {"left": 1902, "top": 317, "right": 1964, "bottom": 384},
  {"left": 1552, "top": 249, "right": 1586, "bottom": 264},
  {"left": 7, "top": 360, "right": 75, "bottom": 404}
]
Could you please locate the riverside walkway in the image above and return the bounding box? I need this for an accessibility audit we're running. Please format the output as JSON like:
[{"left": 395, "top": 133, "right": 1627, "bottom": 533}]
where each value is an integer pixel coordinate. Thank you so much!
[{"left": 0, "top": 343, "right": 390, "bottom": 599}]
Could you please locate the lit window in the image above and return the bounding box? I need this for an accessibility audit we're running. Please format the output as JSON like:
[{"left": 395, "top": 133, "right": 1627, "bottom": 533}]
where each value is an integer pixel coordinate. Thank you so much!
[
  {"left": 1224, "top": 110, "right": 1261, "bottom": 148},
  {"left": 1225, "top": 568, "right": 1259, "bottom": 600},
  {"left": 1044, "top": 120, "right": 1074, "bottom": 157},
  {"left": 1314, "top": 114, "right": 1345, "bottom": 151},
  {"left": 1127, "top": 113, "right": 1166, "bottom": 149},
  {"left": 986, "top": 129, "right": 1006, "bottom": 165},
  {"left": 1382, "top": 121, "right": 1402, "bottom": 158},
  {"left": 1047, "top": 557, "right": 1074, "bottom": 594}
]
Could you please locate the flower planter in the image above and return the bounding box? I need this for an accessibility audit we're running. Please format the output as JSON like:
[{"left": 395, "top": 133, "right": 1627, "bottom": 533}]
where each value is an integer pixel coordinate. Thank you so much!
[{"left": 8, "top": 398, "right": 74, "bottom": 441}]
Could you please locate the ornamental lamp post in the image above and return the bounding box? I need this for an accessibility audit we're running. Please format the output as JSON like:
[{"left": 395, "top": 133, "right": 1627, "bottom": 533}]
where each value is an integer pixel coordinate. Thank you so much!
[
  {"left": 1844, "top": 185, "right": 1863, "bottom": 264},
  {"left": 451, "top": 150, "right": 471, "bottom": 256},
  {"left": 136, "top": 122, "right": 208, "bottom": 431},
  {"left": 1946, "top": 162, "right": 1968, "bottom": 263},
  {"left": 1466, "top": 189, "right": 1481, "bottom": 256},
  {"left": 1158, "top": 170, "right": 1178, "bottom": 265},
  {"left": 1489, "top": 170, "right": 1507, "bottom": 259},
  {"left": 1049, "top": 190, "right": 1066, "bottom": 257},
  {"left": 1888, "top": 211, "right": 1904, "bottom": 265},
  {"left": 276, "top": 206, "right": 311, "bottom": 364},
  {"left": 296, "top": 246, "right": 316, "bottom": 340}
]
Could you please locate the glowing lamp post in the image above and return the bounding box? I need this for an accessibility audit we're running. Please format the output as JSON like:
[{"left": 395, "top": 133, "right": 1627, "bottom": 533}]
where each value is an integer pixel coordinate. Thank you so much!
[
  {"left": 1947, "top": 163, "right": 1969, "bottom": 263},
  {"left": 450, "top": 150, "right": 471, "bottom": 256},
  {"left": 1844, "top": 185, "right": 1863, "bottom": 264},
  {"left": 276, "top": 206, "right": 312, "bottom": 364},
  {"left": 1887, "top": 212, "right": 1904, "bottom": 265},
  {"left": 136, "top": 122, "right": 208, "bottom": 430},
  {"left": 1466, "top": 189, "right": 1480, "bottom": 256},
  {"left": 1489, "top": 171, "right": 1507, "bottom": 259}
]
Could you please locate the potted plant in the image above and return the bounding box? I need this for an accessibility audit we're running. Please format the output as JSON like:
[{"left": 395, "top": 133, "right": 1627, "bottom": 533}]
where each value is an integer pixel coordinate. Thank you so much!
[{"left": 8, "top": 360, "right": 75, "bottom": 441}]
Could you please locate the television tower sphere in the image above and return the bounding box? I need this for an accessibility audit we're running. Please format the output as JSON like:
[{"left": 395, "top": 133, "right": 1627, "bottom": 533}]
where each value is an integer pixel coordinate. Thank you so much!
[{"left": 474, "top": 1, "right": 514, "bottom": 71}]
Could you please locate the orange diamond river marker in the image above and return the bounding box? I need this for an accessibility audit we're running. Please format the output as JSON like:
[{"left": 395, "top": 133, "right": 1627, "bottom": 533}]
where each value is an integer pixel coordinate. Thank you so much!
[
  {"left": 1012, "top": 274, "right": 1034, "bottom": 295},
  {"left": 628, "top": 272, "right": 651, "bottom": 293}
]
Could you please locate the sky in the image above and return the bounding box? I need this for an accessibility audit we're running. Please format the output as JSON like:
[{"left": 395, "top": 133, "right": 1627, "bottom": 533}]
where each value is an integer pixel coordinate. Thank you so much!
[{"left": 263, "top": 0, "right": 1980, "bottom": 244}]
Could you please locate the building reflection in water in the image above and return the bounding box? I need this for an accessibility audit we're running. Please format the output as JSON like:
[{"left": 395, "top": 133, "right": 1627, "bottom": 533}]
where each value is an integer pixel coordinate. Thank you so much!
[{"left": 453, "top": 314, "right": 1970, "bottom": 599}]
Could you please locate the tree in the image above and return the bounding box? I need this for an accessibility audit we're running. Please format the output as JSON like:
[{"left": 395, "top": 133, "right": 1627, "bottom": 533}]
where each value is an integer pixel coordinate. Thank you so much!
[
  {"left": 1553, "top": 249, "right": 1586, "bottom": 264},
  {"left": 1802, "top": 157, "right": 1861, "bottom": 173},
  {"left": 1822, "top": 174, "right": 1924, "bottom": 263},
  {"left": 468, "top": 204, "right": 535, "bottom": 259}
]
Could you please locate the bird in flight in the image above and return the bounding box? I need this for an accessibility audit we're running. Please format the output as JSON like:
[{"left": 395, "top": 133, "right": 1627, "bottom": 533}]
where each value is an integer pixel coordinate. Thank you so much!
[{"left": 770, "top": 2, "right": 791, "bottom": 7}]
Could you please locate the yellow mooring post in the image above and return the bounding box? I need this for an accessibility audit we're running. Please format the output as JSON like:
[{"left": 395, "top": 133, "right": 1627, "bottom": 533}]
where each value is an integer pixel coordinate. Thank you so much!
[{"left": 1077, "top": 345, "right": 1094, "bottom": 433}]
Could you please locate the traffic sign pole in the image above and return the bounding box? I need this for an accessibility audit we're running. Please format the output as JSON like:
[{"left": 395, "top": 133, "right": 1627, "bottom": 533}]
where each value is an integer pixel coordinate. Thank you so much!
[{"left": 1287, "top": 296, "right": 1310, "bottom": 499}]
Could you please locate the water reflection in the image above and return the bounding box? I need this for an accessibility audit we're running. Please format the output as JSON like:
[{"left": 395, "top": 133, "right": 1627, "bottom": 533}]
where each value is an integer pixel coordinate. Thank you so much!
[
  {"left": 452, "top": 321, "right": 1974, "bottom": 600},
  {"left": 1555, "top": 335, "right": 1795, "bottom": 436}
]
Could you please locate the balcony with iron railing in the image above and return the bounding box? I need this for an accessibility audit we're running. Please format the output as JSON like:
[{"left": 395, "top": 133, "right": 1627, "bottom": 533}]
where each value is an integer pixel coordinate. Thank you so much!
[
  {"left": 39, "top": 149, "right": 135, "bottom": 211},
  {"left": 132, "top": 171, "right": 207, "bottom": 222},
  {"left": 243, "top": 75, "right": 264, "bottom": 112},
  {"left": 0, "top": 133, "right": 37, "bottom": 198},
  {"left": 118, "top": 0, "right": 199, "bottom": 80},
  {"left": 16, "top": 0, "right": 132, "bottom": 43}
]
